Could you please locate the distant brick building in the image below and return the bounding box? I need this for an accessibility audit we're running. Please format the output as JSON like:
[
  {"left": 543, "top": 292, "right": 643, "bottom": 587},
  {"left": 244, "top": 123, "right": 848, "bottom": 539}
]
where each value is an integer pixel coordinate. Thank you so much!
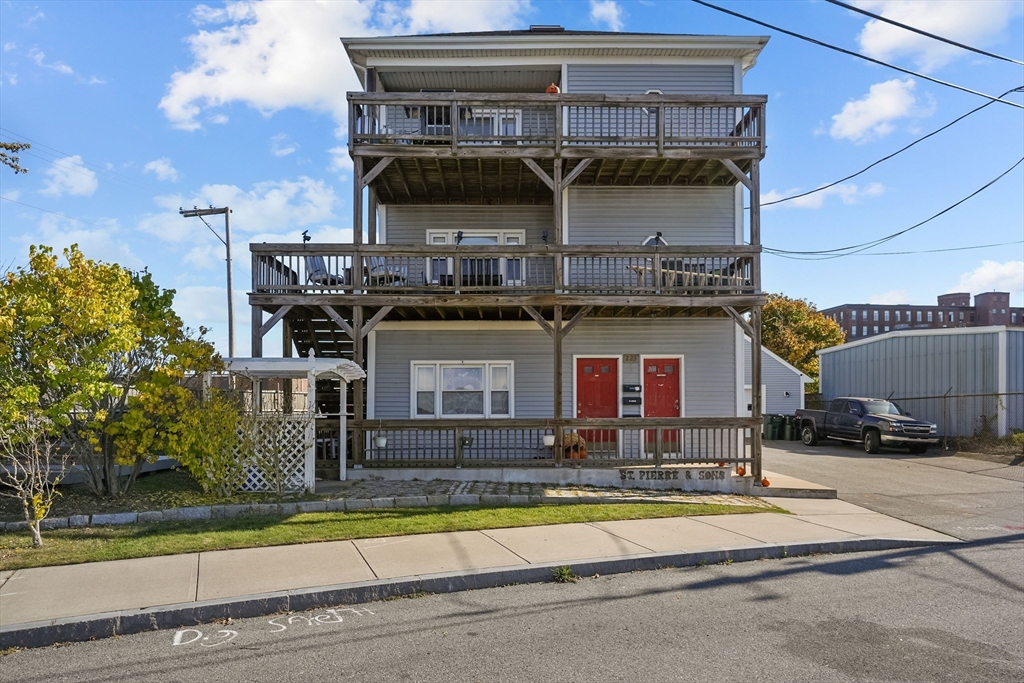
[{"left": 820, "top": 292, "right": 1022, "bottom": 340}]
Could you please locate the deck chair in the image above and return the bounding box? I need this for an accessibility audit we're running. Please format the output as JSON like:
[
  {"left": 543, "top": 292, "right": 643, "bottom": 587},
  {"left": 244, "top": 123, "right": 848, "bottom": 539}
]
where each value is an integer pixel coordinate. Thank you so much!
[
  {"left": 366, "top": 256, "right": 408, "bottom": 286},
  {"left": 304, "top": 256, "right": 348, "bottom": 287}
]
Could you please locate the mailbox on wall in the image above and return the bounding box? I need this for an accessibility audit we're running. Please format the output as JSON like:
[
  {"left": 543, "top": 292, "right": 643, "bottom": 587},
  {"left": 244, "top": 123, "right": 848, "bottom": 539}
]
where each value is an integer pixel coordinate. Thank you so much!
[{"left": 622, "top": 396, "right": 641, "bottom": 405}]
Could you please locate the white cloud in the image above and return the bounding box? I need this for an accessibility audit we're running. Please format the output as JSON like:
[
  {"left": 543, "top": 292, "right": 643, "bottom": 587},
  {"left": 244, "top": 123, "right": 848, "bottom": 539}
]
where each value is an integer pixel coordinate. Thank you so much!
[
  {"left": 171, "top": 285, "right": 250, "bottom": 354},
  {"left": 869, "top": 289, "right": 910, "bottom": 305},
  {"left": 40, "top": 155, "right": 98, "bottom": 197},
  {"left": 403, "top": 0, "right": 532, "bottom": 34},
  {"left": 159, "top": 1, "right": 533, "bottom": 134},
  {"left": 17, "top": 214, "right": 142, "bottom": 269},
  {"left": 3, "top": 42, "right": 16, "bottom": 52},
  {"left": 144, "top": 157, "right": 179, "bottom": 182},
  {"left": 4, "top": 72, "right": 16, "bottom": 86},
  {"left": 855, "top": 0, "right": 1023, "bottom": 72},
  {"left": 27, "top": 47, "right": 73, "bottom": 75},
  {"left": 140, "top": 176, "right": 339, "bottom": 244},
  {"left": 830, "top": 78, "right": 929, "bottom": 143},
  {"left": 590, "top": 0, "right": 624, "bottom": 32},
  {"left": 327, "top": 146, "right": 353, "bottom": 178},
  {"left": 954, "top": 261, "right": 1023, "bottom": 304},
  {"left": 761, "top": 182, "right": 884, "bottom": 209},
  {"left": 270, "top": 133, "right": 297, "bottom": 157}
]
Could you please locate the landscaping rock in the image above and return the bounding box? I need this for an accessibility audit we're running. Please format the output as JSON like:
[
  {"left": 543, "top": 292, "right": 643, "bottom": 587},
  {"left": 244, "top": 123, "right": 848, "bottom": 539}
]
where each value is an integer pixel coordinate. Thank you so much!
[
  {"left": 39, "top": 517, "right": 69, "bottom": 530},
  {"left": 68, "top": 515, "right": 89, "bottom": 528},
  {"left": 426, "top": 495, "right": 450, "bottom": 506},
  {"left": 212, "top": 505, "right": 252, "bottom": 519},
  {"left": 509, "top": 495, "right": 531, "bottom": 506},
  {"left": 92, "top": 513, "right": 138, "bottom": 526},
  {"left": 345, "top": 498, "right": 372, "bottom": 511},
  {"left": 138, "top": 511, "right": 165, "bottom": 523},
  {"left": 278, "top": 503, "right": 299, "bottom": 516},
  {"left": 371, "top": 497, "right": 395, "bottom": 509},
  {"left": 325, "top": 499, "right": 347, "bottom": 512},
  {"left": 7, "top": 521, "right": 29, "bottom": 531},
  {"left": 480, "top": 494, "right": 510, "bottom": 506},
  {"left": 163, "top": 506, "right": 211, "bottom": 521},
  {"left": 394, "top": 496, "right": 429, "bottom": 508},
  {"left": 297, "top": 501, "right": 327, "bottom": 513},
  {"left": 250, "top": 504, "right": 280, "bottom": 516},
  {"left": 450, "top": 494, "right": 480, "bottom": 506}
]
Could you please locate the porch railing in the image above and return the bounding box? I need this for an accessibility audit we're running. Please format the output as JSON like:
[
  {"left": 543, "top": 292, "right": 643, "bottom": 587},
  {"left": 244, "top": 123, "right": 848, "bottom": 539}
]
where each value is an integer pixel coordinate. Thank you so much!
[
  {"left": 251, "top": 244, "right": 758, "bottom": 297},
  {"left": 348, "top": 92, "right": 765, "bottom": 157},
  {"left": 352, "top": 417, "right": 757, "bottom": 469}
]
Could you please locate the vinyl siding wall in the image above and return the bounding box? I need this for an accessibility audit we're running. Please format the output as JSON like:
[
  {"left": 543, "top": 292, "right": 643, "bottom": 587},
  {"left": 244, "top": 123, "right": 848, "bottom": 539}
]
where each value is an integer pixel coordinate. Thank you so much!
[
  {"left": 567, "top": 187, "right": 736, "bottom": 245},
  {"left": 565, "top": 64, "right": 736, "bottom": 95},
  {"left": 371, "top": 319, "right": 737, "bottom": 419},
  {"left": 743, "top": 339, "right": 804, "bottom": 415}
]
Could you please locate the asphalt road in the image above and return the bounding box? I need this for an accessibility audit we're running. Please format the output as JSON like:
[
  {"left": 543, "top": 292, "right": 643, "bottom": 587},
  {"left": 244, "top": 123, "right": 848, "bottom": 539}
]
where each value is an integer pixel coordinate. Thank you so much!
[
  {"left": 2, "top": 443, "right": 1021, "bottom": 681},
  {"left": 2, "top": 540, "right": 1021, "bottom": 683},
  {"left": 763, "top": 441, "right": 1024, "bottom": 541}
]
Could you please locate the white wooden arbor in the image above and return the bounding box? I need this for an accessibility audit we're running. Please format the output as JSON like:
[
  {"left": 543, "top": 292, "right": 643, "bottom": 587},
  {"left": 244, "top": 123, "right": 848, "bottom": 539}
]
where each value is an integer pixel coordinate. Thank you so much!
[{"left": 221, "top": 354, "right": 365, "bottom": 484}]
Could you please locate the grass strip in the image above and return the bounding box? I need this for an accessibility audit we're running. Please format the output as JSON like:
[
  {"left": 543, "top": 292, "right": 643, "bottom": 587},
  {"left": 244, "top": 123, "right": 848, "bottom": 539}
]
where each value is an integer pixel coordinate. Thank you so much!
[{"left": 0, "top": 501, "right": 783, "bottom": 571}]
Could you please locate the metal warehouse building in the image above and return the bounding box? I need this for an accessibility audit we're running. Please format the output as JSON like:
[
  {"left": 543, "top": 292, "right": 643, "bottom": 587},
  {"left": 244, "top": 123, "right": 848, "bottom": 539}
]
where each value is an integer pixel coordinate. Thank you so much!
[{"left": 818, "top": 326, "right": 1022, "bottom": 438}]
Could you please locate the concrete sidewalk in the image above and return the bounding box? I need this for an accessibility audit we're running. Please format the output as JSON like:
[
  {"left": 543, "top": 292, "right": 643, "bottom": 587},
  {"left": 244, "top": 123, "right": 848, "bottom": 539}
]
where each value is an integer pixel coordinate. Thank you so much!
[{"left": 0, "top": 496, "right": 956, "bottom": 649}]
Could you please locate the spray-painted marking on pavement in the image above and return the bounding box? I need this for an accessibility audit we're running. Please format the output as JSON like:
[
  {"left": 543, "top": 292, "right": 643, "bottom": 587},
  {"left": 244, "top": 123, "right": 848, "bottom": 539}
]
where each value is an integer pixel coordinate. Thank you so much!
[{"left": 171, "top": 607, "right": 376, "bottom": 648}]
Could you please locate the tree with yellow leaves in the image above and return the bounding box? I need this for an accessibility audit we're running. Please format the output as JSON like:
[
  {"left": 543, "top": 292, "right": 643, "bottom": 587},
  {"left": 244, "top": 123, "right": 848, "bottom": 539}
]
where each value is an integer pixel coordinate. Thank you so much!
[{"left": 761, "top": 293, "right": 845, "bottom": 393}]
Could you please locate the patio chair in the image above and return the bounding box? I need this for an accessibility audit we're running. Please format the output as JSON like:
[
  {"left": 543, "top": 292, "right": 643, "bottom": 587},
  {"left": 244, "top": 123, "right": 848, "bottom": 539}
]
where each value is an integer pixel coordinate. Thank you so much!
[
  {"left": 366, "top": 256, "right": 408, "bottom": 287},
  {"left": 304, "top": 256, "right": 349, "bottom": 288}
]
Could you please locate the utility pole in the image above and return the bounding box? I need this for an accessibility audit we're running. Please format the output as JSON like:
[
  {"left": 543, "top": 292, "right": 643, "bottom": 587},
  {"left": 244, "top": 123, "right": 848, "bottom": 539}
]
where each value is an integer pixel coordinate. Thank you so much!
[{"left": 179, "top": 206, "right": 235, "bottom": 357}]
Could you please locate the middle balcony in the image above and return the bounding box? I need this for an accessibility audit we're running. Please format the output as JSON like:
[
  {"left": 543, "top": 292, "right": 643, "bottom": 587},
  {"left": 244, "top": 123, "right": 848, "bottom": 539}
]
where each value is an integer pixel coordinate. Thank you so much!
[{"left": 252, "top": 243, "right": 759, "bottom": 309}]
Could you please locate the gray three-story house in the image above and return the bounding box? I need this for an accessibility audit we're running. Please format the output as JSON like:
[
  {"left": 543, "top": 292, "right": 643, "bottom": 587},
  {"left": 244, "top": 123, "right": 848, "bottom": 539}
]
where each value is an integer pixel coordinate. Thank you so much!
[{"left": 249, "top": 27, "right": 769, "bottom": 491}]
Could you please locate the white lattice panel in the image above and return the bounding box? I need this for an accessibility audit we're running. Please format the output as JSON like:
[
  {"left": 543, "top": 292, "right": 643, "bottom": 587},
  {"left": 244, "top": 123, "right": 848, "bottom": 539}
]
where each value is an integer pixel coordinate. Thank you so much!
[{"left": 237, "top": 415, "right": 315, "bottom": 492}]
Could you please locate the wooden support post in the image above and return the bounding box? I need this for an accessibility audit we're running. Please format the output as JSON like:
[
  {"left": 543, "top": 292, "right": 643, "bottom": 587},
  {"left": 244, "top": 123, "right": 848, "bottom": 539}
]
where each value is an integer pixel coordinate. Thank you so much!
[
  {"left": 454, "top": 427, "right": 464, "bottom": 467},
  {"left": 553, "top": 158, "right": 564, "bottom": 293},
  {"left": 353, "top": 306, "right": 365, "bottom": 466},
  {"left": 283, "top": 320, "right": 293, "bottom": 414},
  {"left": 750, "top": 305, "right": 763, "bottom": 480},
  {"left": 750, "top": 158, "right": 761, "bottom": 292},
  {"left": 553, "top": 305, "right": 564, "bottom": 467},
  {"left": 353, "top": 156, "right": 364, "bottom": 245},
  {"left": 368, "top": 187, "right": 377, "bottom": 245},
  {"left": 251, "top": 304, "right": 263, "bottom": 358}
]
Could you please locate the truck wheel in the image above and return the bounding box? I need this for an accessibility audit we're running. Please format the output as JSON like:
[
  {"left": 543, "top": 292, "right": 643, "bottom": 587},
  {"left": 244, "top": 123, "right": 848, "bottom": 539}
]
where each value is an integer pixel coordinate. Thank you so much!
[
  {"left": 863, "top": 430, "right": 881, "bottom": 454},
  {"left": 801, "top": 425, "right": 818, "bottom": 446}
]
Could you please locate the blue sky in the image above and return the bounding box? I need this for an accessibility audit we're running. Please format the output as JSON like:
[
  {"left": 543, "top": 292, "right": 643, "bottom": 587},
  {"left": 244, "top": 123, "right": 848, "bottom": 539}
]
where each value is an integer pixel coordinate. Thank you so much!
[{"left": 1, "top": 0, "right": 1022, "bottom": 356}]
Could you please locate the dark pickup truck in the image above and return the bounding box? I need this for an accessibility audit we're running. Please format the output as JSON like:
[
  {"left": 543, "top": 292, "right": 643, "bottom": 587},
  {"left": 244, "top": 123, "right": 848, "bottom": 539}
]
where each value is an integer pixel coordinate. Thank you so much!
[{"left": 795, "top": 397, "right": 938, "bottom": 454}]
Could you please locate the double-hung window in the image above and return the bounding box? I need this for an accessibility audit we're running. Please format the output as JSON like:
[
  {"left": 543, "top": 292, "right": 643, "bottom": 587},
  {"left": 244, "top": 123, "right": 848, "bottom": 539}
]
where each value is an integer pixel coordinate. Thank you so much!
[{"left": 412, "top": 362, "right": 513, "bottom": 418}]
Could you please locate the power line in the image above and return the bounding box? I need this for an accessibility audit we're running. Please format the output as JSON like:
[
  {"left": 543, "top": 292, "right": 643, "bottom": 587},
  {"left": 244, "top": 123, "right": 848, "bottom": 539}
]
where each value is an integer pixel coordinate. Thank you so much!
[
  {"left": 762, "top": 85, "right": 1024, "bottom": 207},
  {"left": 0, "top": 195, "right": 102, "bottom": 226},
  {"left": 824, "top": 0, "right": 1024, "bottom": 67},
  {"left": 691, "top": 0, "right": 1024, "bottom": 109},
  {"left": 0, "top": 128, "right": 149, "bottom": 191},
  {"left": 763, "top": 156, "right": 1024, "bottom": 259},
  {"left": 845, "top": 240, "right": 1024, "bottom": 256}
]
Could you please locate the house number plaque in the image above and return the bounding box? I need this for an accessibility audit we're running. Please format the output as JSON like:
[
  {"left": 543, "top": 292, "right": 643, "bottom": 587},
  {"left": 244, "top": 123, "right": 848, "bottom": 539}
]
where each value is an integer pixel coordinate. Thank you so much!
[{"left": 623, "top": 354, "right": 639, "bottom": 362}]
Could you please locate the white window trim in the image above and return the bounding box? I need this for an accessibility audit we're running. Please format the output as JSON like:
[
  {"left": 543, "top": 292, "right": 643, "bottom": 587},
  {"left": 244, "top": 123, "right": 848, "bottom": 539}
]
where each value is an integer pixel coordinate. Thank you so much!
[
  {"left": 424, "top": 229, "right": 526, "bottom": 285},
  {"left": 469, "top": 107, "right": 523, "bottom": 136},
  {"left": 410, "top": 360, "right": 514, "bottom": 419}
]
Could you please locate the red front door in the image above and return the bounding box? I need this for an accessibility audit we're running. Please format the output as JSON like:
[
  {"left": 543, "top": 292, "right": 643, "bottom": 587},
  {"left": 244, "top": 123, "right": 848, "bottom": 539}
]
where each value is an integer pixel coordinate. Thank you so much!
[
  {"left": 644, "top": 358, "right": 681, "bottom": 451},
  {"left": 576, "top": 358, "right": 618, "bottom": 455}
]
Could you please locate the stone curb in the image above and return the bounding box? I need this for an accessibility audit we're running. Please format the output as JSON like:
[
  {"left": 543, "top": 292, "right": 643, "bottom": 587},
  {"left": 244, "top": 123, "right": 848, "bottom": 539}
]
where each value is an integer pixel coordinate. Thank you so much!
[
  {"left": 0, "top": 493, "right": 754, "bottom": 532},
  {"left": 0, "top": 536, "right": 960, "bottom": 650}
]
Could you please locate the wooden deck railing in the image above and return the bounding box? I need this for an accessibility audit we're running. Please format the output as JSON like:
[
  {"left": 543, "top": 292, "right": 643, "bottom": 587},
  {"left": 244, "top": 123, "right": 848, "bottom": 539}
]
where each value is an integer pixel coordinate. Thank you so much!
[
  {"left": 251, "top": 244, "right": 758, "bottom": 298},
  {"left": 352, "top": 417, "right": 757, "bottom": 468},
  {"left": 348, "top": 92, "right": 765, "bottom": 158}
]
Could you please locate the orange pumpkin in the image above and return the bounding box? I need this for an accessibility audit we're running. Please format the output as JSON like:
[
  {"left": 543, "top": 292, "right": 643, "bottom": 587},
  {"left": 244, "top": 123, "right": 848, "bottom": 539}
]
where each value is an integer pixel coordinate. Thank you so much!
[
  {"left": 736, "top": 466, "right": 746, "bottom": 476},
  {"left": 546, "top": 83, "right": 560, "bottom": 94},
  {"left": 760, "top": 477, "right": 771, "bottom": 487}
]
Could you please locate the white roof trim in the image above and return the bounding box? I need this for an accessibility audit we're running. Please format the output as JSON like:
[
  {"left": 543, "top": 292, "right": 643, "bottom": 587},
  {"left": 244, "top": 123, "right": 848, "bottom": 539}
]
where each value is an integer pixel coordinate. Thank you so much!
[
  {"left": 223, "top": 357, "right": 366, "bottom": 382},
  {"left": 744, "top": 336, "right": 811, "bottom": 382},
  {"left": 343, "top": 34, "right": 768, "bottom": 71},
  {"left": 816, "top": 325, "right": 1014, "bottom": 356}
]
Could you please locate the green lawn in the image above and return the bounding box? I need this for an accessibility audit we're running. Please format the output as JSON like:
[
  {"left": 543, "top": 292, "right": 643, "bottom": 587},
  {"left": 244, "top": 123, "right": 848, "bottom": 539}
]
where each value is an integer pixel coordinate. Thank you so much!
[{"left": 0, "top": 501, "right": 784, "bottom": 571}]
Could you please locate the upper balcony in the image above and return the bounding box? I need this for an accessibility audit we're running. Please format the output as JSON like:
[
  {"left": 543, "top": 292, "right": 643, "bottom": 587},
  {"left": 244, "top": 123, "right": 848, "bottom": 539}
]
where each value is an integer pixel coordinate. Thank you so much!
[{"left": 348, "top": 92, "right": 766, "bottom": 162}]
